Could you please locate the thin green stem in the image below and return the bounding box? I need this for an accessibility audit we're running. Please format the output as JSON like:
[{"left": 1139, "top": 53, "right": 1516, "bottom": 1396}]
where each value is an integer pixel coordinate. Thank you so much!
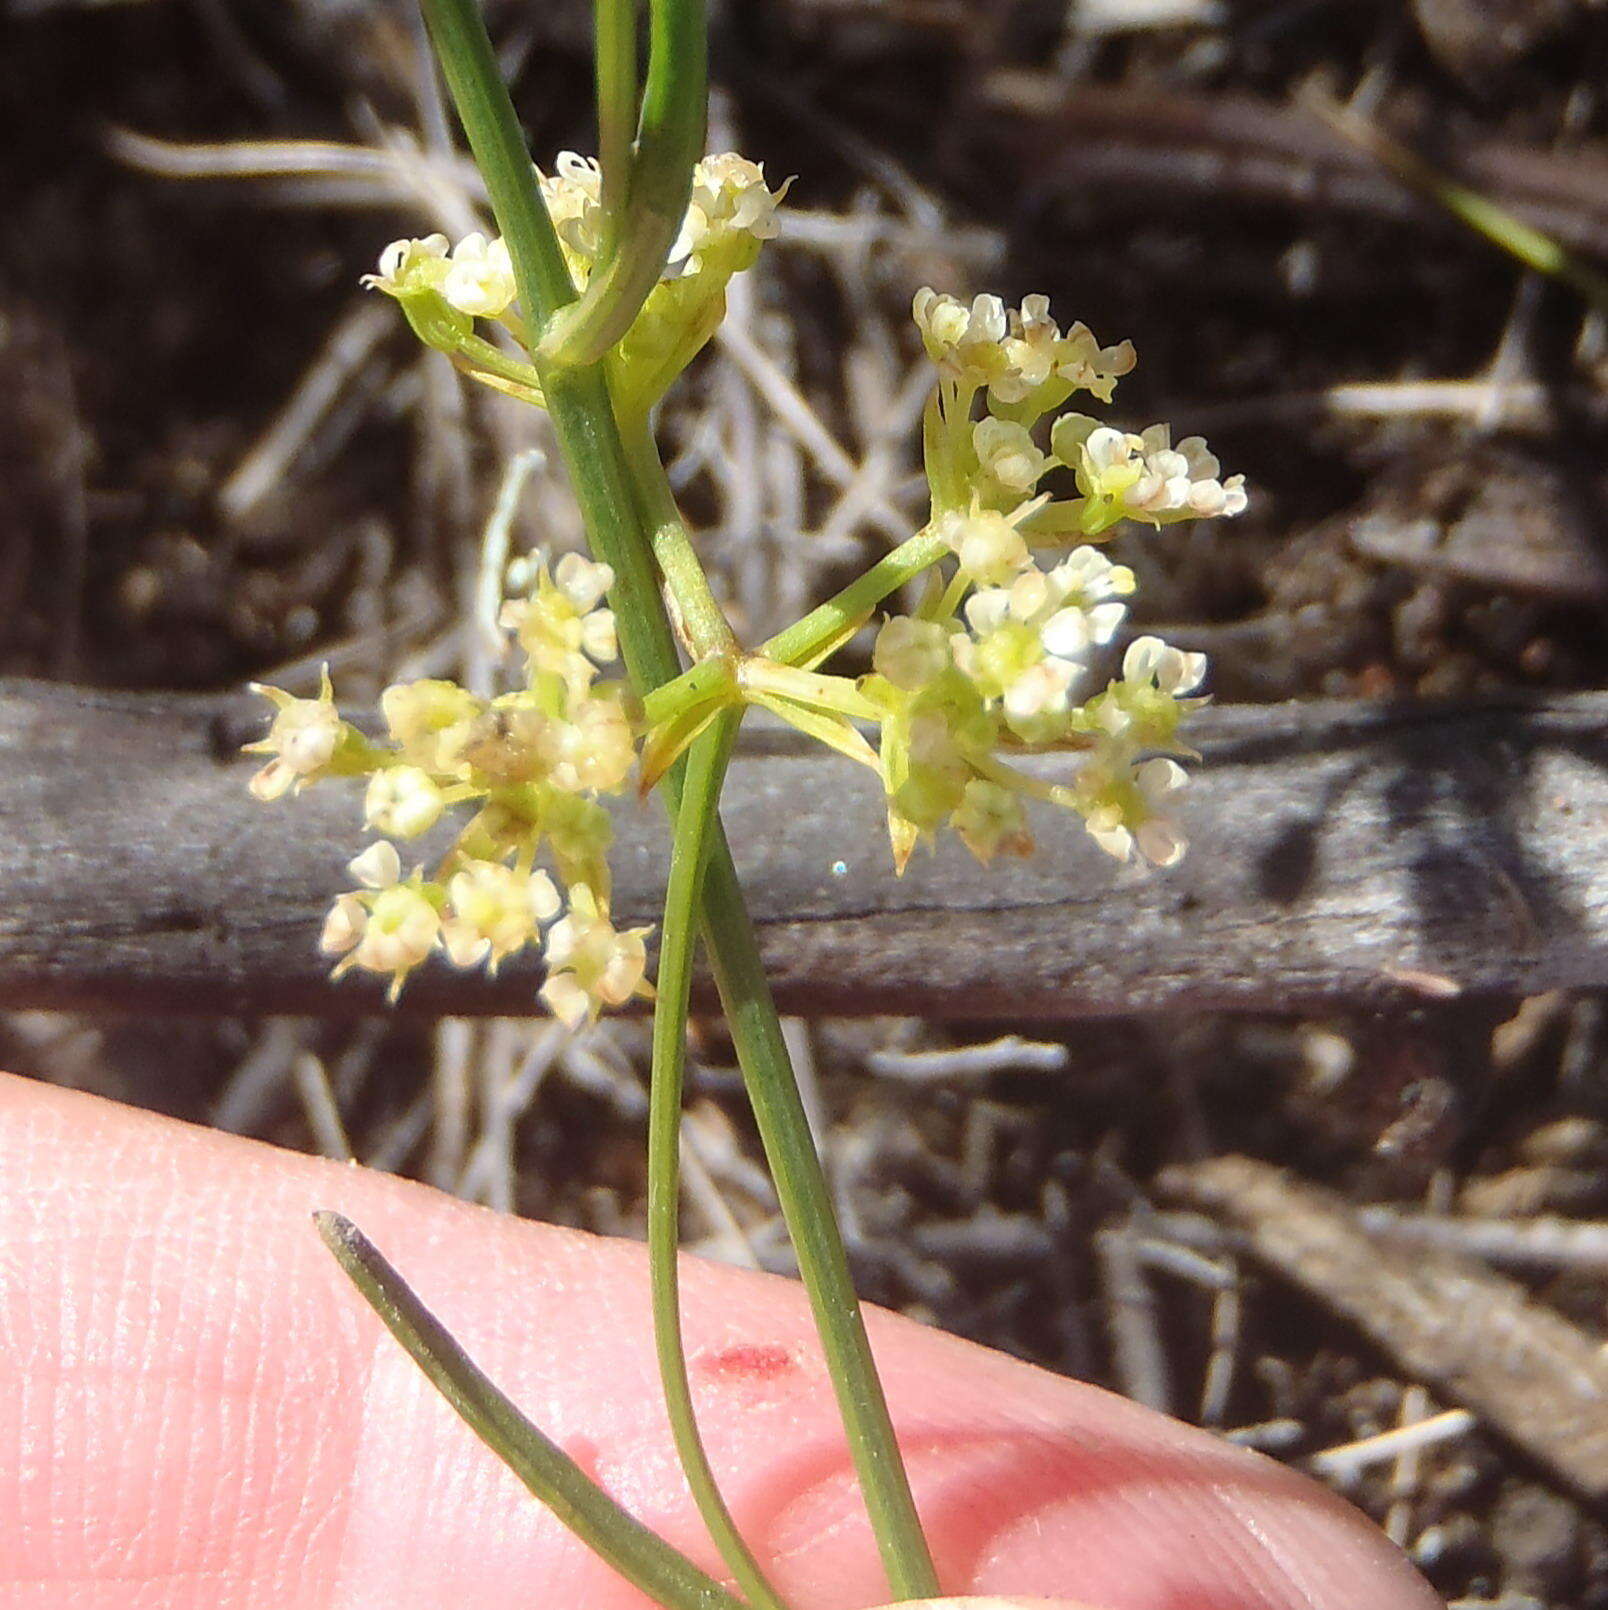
[
  {"left": 697, "top": 850, "right": 939, "bottom": 1600},
  {"left": 418, "top": 0, "right": 674, "bottom": 676},
  {"left": 595, "top": 0, "right": 638, "bottom": 263},
  {"left": 542, "top": 0, "right": 709, "bottom": 367},
  {"left": 761, "top": 526, "right": 948, "bottom": 670},
  {"left": 620, "top": 409, "right": 738, "bottom": 659},
  {"left": 316, "top": 1213, "right": 747, "bottom": 1610},
  {"left": 642, "top": 654, "right": 737, "bottom": 730},
  {"left": 405, "top": 7, "right": 938, "bottom": 1597},
  {"left": 457, "top": 330, "right": 547, "bottom": 392},
  {"left": 417, "top": 0, "right": 576, "bottom": 323},
  {"left": 650, "top": 715, "right": 794, "bottom": 1610}
]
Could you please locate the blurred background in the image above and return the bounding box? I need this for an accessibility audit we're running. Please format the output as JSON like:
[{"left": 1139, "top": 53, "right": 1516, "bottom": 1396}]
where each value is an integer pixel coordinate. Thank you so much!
[{"left": 5, "top": 2, "right": 1608, "bottom": 1602}]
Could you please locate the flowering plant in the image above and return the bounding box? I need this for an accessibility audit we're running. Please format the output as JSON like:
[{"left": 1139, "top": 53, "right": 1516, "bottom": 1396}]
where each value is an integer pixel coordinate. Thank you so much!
[
  {"left": 250, "top": 259, "right": 1243, "bottom": 1008},
  {"left": 249, "top": 0, "right": 1244, "bottom": 1603}
]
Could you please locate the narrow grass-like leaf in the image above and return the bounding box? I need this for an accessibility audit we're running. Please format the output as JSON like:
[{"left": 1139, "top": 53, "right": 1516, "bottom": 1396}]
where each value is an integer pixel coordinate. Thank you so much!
[{"left": 315, "top": 1211, "right": 747, "bottom": 1610}]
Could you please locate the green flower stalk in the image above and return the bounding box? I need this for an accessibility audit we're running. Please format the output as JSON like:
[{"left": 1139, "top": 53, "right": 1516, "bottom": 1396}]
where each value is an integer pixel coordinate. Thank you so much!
[{"left": 246, "top": 1, "right": 1250, "bottom": 1602}]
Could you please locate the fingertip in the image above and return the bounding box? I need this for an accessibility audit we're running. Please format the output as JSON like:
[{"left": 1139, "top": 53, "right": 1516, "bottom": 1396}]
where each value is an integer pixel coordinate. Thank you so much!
[{"left": 0, "top": 1074, "right": 1441, "bottom": 1610}]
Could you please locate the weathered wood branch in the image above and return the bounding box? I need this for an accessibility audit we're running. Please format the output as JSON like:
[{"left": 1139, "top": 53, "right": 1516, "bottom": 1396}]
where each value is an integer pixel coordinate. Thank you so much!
[{"left": 3, "top": 680, "right": 1608, "bottom": 1018}]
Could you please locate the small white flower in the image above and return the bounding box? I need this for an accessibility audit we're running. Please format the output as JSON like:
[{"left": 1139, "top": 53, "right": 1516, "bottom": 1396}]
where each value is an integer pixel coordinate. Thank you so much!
[
  {"left": 672, "top": 154, "right": 789, "bottom": 272},
  {"left": 1002, "top": 657, "right": 1077, "bottom": 724},
  {"left": 363, "top": 235, "right": 451, "bottom": 300},
  {"left": 1123, "top": 635, "right": 1208, "bottom": 696},
  {"left": 542, "top": 695, "right": 636, "bottom": 795},
  {"left": 1103, "top": 424, "right": 1247, "bottom": 525},
  {"left": 990, "top": 293, "right": 1061, "bottom": 402},
  {"left": 1084, "top": 425, "right": 1143, "bottom": 480},
  {"left": 539, "top": 152, "right": 605, "bottom": 265},
  {"left": 540, "top": 885, "right": 652, "bottom": 1026},
  {"left": 441, "top": 232, "right": 516, "bottom": 318},
  {"left": 972, "top": 417, "right": 1051, "bottom": 493},
  {"left": 936, "top": 504, "right": 1034, "bottom": 587},
  {"left": 553, "top": 551, "right": 614, "bottom": 614},
  {"left": 958, "top": 546, "right": 1134, "bottom": 737},
  {"left": 364, "top": 766, "right": 446, "bottom": 839},
  {"left": 322, "top": 842, "right": 441, "bottom": 998},
  {"left": 501, "top": 554, "right": 619, "bottom": 690},
  {"left": 913, "top": 288, "right": 1009, "bottom": 385},
  {"left": 381, "top": 679, "right": 483, "bottom": 777},
  {"left": 442, "top": 860, "right": 561, "bottom": 971},
  {"left": 1073, "top": 752, "right": 1190, "bottom": 868},
  {"left": 245, "top": 670, "right": 343, "bottom": 800},
  {"left": 1132, "top": 758, "right": 1189, "bottom": 868},
  {"left": 1054, "top": 321, "right": 1136, "bottom": 404},
  {"left": 873, "top": 616, "right": 952, "bottom": 691}
]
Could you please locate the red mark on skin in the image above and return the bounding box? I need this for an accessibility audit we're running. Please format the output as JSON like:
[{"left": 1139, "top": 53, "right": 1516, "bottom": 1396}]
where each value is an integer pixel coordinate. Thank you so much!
[{"left": 697, "top": 1343, "right": 796, "bottom": 1383}]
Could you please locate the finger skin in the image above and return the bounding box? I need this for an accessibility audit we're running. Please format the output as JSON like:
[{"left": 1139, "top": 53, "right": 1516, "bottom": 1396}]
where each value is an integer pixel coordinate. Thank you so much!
[{"left": 0, "top": 1074, "right": 1442, "bottom": 1610}]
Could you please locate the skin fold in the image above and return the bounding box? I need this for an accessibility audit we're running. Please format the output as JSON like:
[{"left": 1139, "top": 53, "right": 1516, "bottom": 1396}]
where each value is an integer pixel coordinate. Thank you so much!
[{"left": 0, "top": 1073, "right": 1442, "bottom": 1610}]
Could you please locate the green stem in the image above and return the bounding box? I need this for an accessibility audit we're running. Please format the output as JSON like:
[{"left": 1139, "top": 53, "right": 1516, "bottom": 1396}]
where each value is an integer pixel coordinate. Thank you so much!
[
  {"left": 762, "top": 526, "right": 948, "bottom": 670},
  {"left": 409, "top": 5, "right": 938, "bottom": 1597},
  {"left": 316, "top": 1213, "right": 746, "bottom": 1610},
  {"left": 650, "top": 715, "right": 794, "bottom": 1610},
  {"left": 696, "top": 844, "right": 939, "bottom": 1600},
  {"left": 621, "top": 409, "right": 738, "bottom": 659},
  {"left": 417, "top": 0, "right": 577, "bottom": 323},
  {"left": 643, "top": 654, "right": 737, "bottom": 731},
  {"left": 542, "top": 0, "right": 709, "bottom": 367},
  {"left": 1319, "top": 95, "right": 1608, "bottom": 313},
  {"left": 457, "top": 330, "right": 547, "bottom": 392},
  {"left": 417, "top": 0, "right": 677, "bottom": 688},
  {"left": 595, "top": 0, "right": 638, "bottom": 263}
]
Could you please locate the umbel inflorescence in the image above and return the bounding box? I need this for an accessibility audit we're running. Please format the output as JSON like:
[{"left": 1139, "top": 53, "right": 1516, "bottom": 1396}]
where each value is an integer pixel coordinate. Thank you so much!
[{"left": 246, "top": 151, "right": 1245, "bottom": 1016}]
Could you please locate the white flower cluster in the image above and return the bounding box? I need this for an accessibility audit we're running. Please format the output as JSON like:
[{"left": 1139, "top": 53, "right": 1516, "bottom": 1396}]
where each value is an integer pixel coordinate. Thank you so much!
[
  {"left": 363, "top": 151, "right": 789, "bottom": 414},
  {"left": 366, "top": 152, "right": 787, "bottom": 317},
  {"left": 1054, "top": 416, "right": 1247, "bottom": 531},
  {"left": 362, "top": 231, "right": 516, "bottom": 320},
  {"left": 856, "top": 288, "right": 1244, "bottom": 872},
  {"left": 539, "top": 151, "right": 605, "bottom": 267},
  {"left": 670, "top": 154, "right": 788, "bottom": 273},
  {"left": 247, "top": 554, "right": 651, "bottom": 1023},
  {"left": 913, "top": 289, "right": 1136, "bottom": 407},
  {"left": 958, "top": 546, "right": 1137, "bottom": 737}
]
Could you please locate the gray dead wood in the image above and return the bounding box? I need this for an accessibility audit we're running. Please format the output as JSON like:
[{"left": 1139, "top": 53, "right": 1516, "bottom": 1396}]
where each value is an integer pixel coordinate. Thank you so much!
[
  {"left": 1164, "top": 1156, "right": 1608, "bottom": 1503},
  {"left": 3, "top": 680, "right": 1608, "bottom": 1018}
]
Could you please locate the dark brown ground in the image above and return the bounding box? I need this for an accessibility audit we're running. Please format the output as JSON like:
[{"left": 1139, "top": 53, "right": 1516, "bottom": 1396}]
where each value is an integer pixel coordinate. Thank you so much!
[{"left": 6, "top": 1, "right": 1608, "bottom": 1604}]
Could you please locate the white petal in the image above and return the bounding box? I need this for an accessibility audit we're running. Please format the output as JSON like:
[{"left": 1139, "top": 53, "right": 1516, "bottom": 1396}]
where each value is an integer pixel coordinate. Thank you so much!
[
  {"left": 442, "top": 923, "right": 492, "bottom": 969},
  {"left": 348, "top": 840, "right": 401, "bottom": 889},
  {"left": 1137, "top": 757, "right": 1188, "bottom": 799},
  {"left": 964, "top": 589, "right": 1011, "bottom": 634},
  {"left": 1123, "top": 636, "right": 1166, "bottom": 683},
  {"left": 1087, "top": 601, "right": 1127, "bottom": 644},
  {"left": 540, "top": 972, "right": 590, "bottom": 1028},
  {"left": 1040, "top": 607, "right": 1093, "bottom": 659},
  {"left": 528, "top": 870, "right": 562, "bottom": 922},
  {"left": 1086, "top": 817, "right": 1134, "bottom": 862},
  {"left": 1136, "top": 818, "right": 1187, "bottom": 867}
]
